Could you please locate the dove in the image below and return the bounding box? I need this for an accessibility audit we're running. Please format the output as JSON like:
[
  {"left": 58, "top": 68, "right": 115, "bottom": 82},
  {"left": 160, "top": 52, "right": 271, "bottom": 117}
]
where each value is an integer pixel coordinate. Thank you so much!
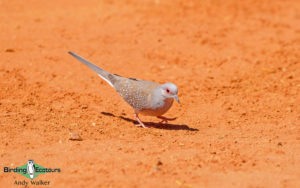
[{"left": 68, "top": 52, "right": 180, "bottom": 128}]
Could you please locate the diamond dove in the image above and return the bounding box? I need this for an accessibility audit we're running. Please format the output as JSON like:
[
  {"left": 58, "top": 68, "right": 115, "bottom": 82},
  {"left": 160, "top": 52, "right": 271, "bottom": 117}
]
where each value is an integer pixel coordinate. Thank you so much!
[{"left": 68, "top": 52, "right": 180, "bottom": 128}]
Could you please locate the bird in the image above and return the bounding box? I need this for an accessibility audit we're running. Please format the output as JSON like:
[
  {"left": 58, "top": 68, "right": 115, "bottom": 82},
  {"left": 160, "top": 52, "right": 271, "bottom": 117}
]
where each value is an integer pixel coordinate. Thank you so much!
[
  {"left": 27, "top": 160, "right": 36, "bottom": 180},
  {"left": 68, "top": 52, "right": 180, "bottom": 128}
]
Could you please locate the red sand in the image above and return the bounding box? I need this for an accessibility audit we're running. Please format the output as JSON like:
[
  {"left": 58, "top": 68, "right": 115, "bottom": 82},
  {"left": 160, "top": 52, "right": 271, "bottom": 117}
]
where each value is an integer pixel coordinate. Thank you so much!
[{"left": 0, "top": 0, "right": 300, "bottom": 187}]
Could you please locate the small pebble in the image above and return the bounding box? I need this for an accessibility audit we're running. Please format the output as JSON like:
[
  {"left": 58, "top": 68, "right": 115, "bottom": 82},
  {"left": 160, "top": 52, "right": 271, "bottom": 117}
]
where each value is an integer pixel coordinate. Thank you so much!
[{"left": 69, "top": 132, "right": 83, "bottom": 141}]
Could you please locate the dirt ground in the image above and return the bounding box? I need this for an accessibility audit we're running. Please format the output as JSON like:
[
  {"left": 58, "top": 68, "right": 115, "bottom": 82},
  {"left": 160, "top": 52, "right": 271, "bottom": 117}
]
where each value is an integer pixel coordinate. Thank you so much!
[{"left": 0, "top": 0, "right": 299, "bottom": 187}]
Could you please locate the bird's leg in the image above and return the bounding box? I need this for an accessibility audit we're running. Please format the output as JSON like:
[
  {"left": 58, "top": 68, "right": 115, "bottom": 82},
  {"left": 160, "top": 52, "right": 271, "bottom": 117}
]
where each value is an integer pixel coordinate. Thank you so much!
[
  {"left": 134, "top": 113, "right": 148, "bottom": 128},
  {"left": 157, "top": 116, "right": 177, "bottom": 124}
]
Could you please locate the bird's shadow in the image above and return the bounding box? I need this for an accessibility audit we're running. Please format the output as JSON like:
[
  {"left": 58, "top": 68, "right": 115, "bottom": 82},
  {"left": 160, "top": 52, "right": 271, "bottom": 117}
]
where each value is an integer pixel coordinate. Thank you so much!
[{"left": 101, "top": 112, "right": 198, "bottom": 131}]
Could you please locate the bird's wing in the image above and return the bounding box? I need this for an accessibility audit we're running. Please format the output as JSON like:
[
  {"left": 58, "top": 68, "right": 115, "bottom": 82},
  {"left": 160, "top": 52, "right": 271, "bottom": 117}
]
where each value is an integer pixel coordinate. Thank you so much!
[{"left": 112, "top": 78, "right": 160, "bottom": 111}]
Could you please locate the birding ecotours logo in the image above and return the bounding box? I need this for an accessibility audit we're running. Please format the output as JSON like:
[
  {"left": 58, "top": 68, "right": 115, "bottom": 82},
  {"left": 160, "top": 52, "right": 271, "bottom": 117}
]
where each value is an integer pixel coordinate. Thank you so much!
[
  {"left": 27, "top": 160, "right": 36, "bottom": 180},
  {"left": 3, "top": 160, "right": 61, "bottom": 180}
]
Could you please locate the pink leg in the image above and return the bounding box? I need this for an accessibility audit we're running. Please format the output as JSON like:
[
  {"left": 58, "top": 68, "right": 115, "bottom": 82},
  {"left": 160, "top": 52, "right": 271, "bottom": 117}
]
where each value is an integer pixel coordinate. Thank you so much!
[
  {"left": 157, "top": 116, "right": 177, "bottom": 124},
  {"left": 134, "top": 113, "right": 148, "bottom": 128}
]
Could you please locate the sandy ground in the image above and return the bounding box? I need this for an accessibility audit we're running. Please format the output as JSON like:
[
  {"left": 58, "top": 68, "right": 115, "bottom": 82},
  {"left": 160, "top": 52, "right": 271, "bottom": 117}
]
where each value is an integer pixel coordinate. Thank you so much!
[{"left": 0, "top": 0, "right": 300, "bottom": 187}]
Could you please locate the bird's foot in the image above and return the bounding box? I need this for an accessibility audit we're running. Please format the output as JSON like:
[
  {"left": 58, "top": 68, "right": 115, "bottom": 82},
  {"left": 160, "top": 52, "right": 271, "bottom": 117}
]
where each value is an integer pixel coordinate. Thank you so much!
[
  {"left": 135, "top": 123, "right": 148, "bottom": 128},
  {"left": 157, "top": 116, "right": 177, "bottom": 124},
  {"left": 159, "top": 119, "right": 168, "bottom": 124},
  {"left": 134, "top": 113, "right": 148, "bottom": 128}
]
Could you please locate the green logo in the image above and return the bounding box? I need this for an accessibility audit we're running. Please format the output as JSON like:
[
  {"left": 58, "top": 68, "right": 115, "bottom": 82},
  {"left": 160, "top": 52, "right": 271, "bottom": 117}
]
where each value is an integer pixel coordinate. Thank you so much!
[{"left": 3, "top": 160, "right": 61, "bottom": 180}]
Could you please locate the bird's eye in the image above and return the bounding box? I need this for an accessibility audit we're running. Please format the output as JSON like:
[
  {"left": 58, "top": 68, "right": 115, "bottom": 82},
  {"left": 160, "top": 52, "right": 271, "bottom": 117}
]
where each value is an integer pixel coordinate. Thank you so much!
[{"left": 166, "top": 88, "right": 170, "bottom": 93}]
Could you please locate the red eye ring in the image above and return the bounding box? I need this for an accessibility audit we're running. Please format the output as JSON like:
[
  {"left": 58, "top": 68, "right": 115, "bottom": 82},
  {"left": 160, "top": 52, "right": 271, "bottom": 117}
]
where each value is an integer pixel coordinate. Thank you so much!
[{"left": 166, "top": 88, "right": 170, "bottom": 93}]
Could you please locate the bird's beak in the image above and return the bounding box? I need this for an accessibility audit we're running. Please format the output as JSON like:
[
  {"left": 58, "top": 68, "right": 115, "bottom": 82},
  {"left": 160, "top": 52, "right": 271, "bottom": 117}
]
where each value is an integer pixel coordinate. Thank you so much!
[{"left": 174, "top": 95, "right": 180, "bottom": 103}]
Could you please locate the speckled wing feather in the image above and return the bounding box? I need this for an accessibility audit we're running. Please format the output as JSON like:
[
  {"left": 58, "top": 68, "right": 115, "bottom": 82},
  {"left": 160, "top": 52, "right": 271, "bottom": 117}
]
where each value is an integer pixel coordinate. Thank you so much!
[{"left": 108, "top": 75, "right": 160, "bottom": 111}]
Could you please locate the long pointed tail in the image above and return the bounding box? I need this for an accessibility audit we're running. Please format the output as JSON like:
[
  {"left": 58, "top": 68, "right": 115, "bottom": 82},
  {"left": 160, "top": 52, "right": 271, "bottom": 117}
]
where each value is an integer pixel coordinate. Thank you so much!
[{"left": 68, "top": 52, "right": 114, "bottom": 87}]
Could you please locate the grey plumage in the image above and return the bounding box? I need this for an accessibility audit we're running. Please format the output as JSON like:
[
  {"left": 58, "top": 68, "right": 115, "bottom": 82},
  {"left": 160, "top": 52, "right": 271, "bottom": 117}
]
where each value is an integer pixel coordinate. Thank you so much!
[{"left": 68, "top": 52, "right": 180, "bottom": 128}]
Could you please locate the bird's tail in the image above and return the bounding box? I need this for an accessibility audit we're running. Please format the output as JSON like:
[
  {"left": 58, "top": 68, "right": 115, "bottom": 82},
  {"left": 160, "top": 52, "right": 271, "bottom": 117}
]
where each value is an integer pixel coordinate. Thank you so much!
[{"left": 68, "top": 52, "right": 114, "bottom": 87}]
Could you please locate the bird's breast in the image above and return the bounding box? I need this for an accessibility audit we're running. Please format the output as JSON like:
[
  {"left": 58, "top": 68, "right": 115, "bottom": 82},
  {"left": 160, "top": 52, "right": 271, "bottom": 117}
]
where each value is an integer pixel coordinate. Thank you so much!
[{"left": 139, "top": 98, "right": 174, "bottom": 116}]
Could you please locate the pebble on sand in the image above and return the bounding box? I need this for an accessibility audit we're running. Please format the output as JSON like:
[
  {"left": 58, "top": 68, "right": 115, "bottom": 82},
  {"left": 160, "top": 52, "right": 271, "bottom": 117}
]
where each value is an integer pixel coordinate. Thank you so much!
[{"left": 69, "top": 132, "right": 83, "bottom": 141}]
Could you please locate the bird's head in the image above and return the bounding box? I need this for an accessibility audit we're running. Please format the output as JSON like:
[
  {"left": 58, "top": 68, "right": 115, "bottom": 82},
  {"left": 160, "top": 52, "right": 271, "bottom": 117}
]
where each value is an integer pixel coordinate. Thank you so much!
[{"left": 160, "top": 82, "right": 180, "bottom": 103}]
